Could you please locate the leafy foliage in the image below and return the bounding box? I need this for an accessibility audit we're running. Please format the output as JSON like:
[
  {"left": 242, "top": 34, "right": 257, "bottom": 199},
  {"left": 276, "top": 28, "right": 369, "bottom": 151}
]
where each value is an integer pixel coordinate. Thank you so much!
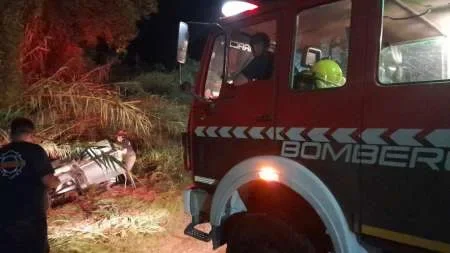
[
  {"left": 0, "top": 0, "right": 159, "bottom": 142},
  {"left": 28, "top": 80, "right": 151, "bottom": 141},
  {"left": 0, "top": 0, "right": 34, "bottom": 106},
  {"left": 0, "top": 65, "right": 151, "bottom": 142},
  {"left": 0, "top": 0, "right": 158, "bottom": 88},
  {"left": 0, "top": 0, "right": 193, "bottom": 194},
  {"left": 18, "top": 0, "right": 158, "bottom": 81},
  {"left": 49, "top": 0, "right": 157, "bottom": 48},
  {"left": 115, "top": 59, "right": 199, "bottom": 101}
]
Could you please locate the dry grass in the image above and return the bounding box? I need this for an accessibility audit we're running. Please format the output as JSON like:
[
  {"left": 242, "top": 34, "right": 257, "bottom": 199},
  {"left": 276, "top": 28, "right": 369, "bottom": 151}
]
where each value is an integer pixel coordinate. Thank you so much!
[
  {"left": 48, "top": 186, "right": 176, "bottom": 253},
  {"left": 144, "top": 96, "right": 189, "bottom": 139},
  {"left": 0, "top": 1, "right": 160, "bottom": 143},
  {"left": 131, "top": 140, "right": 193, "bottom": 195},
  {"left": 49, "top": 210, "right": 168, "bottom": 243},
  {"left": 0, "top": 128, "right": 8, "bottom": 145},
  {"left": 40, "top": 141, "right": 73, "bottom": 159},
  {"left": 13, "top": 66, "right": 154, "bottom": 141},
  {"left": 46, "top": 184, "right": 226, "bottom": 253}
]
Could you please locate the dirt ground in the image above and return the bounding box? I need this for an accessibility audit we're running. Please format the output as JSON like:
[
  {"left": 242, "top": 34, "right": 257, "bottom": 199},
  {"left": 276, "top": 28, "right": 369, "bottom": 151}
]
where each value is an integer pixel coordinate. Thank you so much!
[
  {"left": 48, "top": 186, "right": 226, "bottom": 253},
  {"left": 157, "top": 213, "right": 226, "bottom": 253}
]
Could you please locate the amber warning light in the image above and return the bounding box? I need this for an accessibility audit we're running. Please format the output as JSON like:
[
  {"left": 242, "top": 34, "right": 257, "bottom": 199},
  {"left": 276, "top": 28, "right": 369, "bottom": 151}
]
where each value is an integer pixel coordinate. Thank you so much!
[
  {"left": 258, "top": 167, "right": 279, "bottom": 182},
  {"left": 222, "top": 1, "right": 258, "bottom": 17}
]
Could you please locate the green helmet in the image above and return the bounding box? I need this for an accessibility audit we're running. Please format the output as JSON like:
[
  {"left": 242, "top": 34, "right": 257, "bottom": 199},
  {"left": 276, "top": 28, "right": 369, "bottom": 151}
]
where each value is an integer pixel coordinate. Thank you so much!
[{"left": 311, "top": 59, "right": 346, "bottom": 88}]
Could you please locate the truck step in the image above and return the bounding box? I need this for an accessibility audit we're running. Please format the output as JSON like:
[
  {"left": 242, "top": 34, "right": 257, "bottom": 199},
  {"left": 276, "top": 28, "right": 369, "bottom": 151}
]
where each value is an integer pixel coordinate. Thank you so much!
[{"left": 184, "top": 223, "right": 211, "bottom": 242}]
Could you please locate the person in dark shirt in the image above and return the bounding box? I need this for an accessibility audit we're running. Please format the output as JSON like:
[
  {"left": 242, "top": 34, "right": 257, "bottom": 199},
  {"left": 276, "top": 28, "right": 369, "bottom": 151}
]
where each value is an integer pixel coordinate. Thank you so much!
[
  {"left": 0, "top": 118, "right": 60, "bottom": 253},
  {"left": 235, "top": 32, "right": 274, "bottom": 85}
]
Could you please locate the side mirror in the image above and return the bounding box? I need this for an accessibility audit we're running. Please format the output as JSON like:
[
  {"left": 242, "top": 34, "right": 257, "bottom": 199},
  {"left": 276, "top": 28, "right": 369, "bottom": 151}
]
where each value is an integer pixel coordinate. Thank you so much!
[
  {"left": 177, "top": 22, "right": 189, "bottom": 64},
  {"left": 301, "top": 47, "right": 322, "bottom": 68}
]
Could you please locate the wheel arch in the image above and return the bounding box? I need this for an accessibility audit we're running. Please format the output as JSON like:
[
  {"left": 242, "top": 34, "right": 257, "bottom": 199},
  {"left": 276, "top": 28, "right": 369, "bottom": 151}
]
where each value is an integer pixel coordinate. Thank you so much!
[{"left": 209, "top": 155, "right": 365, "bottom": 253}]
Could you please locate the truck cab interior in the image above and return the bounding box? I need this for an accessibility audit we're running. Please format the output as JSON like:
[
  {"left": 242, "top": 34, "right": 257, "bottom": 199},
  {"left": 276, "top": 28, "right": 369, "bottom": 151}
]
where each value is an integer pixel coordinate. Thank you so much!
[
  {"left": 380, "top": 0, "right": 450, "bottom": 84},
  {"left": 206, "top": 0, "right": 450, "bottom": 97},
  {"left": 291, "top": 0, "right": 351, "bottom": 90},
  {"left": 290, "top": 0, "right": 450, "bottom": 87}
]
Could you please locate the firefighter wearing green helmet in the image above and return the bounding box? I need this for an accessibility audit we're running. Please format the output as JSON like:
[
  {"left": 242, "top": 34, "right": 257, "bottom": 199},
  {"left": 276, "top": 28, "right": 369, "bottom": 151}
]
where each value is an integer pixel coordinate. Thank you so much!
[{"left": 311, "top": 59, "right": 346, "bottom": 88}]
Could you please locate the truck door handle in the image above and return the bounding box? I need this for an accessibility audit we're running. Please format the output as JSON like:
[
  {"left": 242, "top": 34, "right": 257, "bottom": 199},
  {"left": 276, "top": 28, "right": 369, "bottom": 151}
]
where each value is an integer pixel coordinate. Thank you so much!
[{"left": 256, "top": 114, "right": 272, "bottom": 122}]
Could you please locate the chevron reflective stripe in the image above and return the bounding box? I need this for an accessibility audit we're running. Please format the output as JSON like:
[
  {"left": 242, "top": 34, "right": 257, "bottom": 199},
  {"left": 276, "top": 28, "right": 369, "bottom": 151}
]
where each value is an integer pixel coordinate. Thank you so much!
[
  {"left": 194, "top": 126, "right": 450, "bottom": 148},
  {"left": 233, "top": 127, "right": 248, "bottom": 139},
  {"left": 362, "top": 128, "right": 388, "bottom": 145},
  {"left": 218, "top": 126, "right": 232, "bottom": 138},
  {"left": 195, "top": 126, "right": 206, "bottom": 137},
  {"left": 308, "top": 128, "right": 330, "bottom": 142},
  {"left": 248, "top": 127, "right": 265, "bottom": 139},
  {"left": 390, "top": 129, "right": 422, "bottom": 147},
  {"left": 206, "top": 126, "right": 218, "bottom": 138},
  {"left": 286, "top": 128, "right": 306, "bottom": 141},
  {"left": 266, "top": 127, "right": 274, "bottom": 140},
  {"left": 332, "top": 128, "right": 357, "bottom": 144},
  {"left": 265, "top": 127, "right": 284, "bottom": 140},
  {"left": 426, "top": 129, "right": 450, "bottom": 148},
  {"left": 275, "top": 127, "right": 285, "bottom": 140}
]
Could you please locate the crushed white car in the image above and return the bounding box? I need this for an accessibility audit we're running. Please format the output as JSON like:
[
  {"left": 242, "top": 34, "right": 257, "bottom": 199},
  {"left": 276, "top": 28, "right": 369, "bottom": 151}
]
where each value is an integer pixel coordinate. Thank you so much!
[{"left": 50, "top": 140, "right": 126, "bottom": 203}]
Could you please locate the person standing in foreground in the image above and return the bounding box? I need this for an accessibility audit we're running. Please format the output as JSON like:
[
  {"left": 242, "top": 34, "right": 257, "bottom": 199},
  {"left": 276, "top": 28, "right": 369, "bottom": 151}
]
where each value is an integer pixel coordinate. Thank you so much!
[{"left": 0, "top": 118, "right": 60, "bottom": 253}]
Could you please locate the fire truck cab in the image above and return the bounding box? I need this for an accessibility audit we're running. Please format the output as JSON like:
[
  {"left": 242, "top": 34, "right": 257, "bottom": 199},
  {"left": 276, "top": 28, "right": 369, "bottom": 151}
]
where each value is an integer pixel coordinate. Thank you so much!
[{"left": 178, "top": 0, "right": 450, "bottom": 252}]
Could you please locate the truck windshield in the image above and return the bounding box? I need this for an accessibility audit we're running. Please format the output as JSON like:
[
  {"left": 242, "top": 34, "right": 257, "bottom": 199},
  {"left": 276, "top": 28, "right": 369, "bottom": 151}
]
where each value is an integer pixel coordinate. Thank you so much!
[
  {"left": 204, "top": 35, "right": 225, "bottom": 99},
  {"left": 227, "top": 32, "right": 255, "bottom": 81},
  {"left": 379, "top": 0, "right": 450, "bottom": 85},
  {"left": 204, "top": 20, "right": 276, "bottom": 98},
  {"left": 203, "top": 34, "right": 263, "bottom": 98}
]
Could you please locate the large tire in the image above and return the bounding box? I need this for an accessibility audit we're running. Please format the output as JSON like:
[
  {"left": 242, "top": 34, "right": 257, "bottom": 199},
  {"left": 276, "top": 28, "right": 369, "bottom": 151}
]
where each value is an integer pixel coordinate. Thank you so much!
[{"left": 225, "top": 213, "right": 316, "bottom": 253}]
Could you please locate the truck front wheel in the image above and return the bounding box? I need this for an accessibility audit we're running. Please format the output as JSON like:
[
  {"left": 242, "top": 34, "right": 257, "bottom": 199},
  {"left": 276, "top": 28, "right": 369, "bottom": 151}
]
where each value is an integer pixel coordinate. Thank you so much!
[{"left": 225, "top": 213, "right": 316, "bottom": 253}]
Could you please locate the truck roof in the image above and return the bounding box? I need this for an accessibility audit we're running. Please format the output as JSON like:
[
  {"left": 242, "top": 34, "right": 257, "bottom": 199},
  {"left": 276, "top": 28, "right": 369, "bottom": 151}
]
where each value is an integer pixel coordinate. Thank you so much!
[{"left": 219, "top": 0, "right": 448, "bottom": 44}]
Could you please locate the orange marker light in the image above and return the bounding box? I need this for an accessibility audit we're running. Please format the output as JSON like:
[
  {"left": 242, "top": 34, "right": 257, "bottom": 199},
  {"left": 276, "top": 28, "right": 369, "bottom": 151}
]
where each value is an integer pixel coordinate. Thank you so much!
[{"left": 258, "top": 167, "right": 279, "bottom": 182}]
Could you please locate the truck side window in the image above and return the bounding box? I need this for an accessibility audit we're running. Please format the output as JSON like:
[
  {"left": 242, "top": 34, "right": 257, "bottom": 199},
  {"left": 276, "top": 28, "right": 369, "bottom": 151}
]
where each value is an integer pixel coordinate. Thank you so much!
[
  {"left": 379, "top": 0, "right": 450, "bottom": 85},
  {"left": 204, "top": 35, "right": 225, "bottom": 99},
  {"left": 229, "top": 20, "right": 277, "bottom": 86},
  {"left": 291, "top": 0, "right": 351, "bottom": 91}
]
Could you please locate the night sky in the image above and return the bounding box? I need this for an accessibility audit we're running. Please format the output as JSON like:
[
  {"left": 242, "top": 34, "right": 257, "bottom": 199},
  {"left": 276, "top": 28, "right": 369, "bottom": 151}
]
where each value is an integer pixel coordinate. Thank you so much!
[
  {"left": 135, "top": 0, "right": 272, "bottom": 70},
  {"left": 135, "top": 0, "right": 224, "bottom": 69}
]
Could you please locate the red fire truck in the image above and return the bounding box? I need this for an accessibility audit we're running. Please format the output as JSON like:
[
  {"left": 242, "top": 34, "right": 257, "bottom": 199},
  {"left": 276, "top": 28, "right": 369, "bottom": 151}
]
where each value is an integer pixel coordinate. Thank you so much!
[{"left": 177, "top": 0, "right": 450, "bottom": 252}]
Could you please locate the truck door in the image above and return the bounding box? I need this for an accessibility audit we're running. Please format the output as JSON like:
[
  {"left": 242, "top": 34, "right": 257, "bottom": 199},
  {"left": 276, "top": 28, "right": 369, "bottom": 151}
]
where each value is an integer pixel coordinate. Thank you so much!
[
  {"left": 190, "top": 13, "right": 281, "bottom": 184},
  {"left": 274, "top": 0, "right": 365, "bottom": 229},
  {"left": 361, "top": 1, "right": 450, "bottom": 251}
]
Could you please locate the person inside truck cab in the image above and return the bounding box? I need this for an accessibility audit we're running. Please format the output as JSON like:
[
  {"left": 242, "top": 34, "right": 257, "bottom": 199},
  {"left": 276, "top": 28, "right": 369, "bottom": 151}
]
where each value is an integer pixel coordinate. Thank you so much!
[{"left": 234, "top": 32, "right": 274, "bottom": 85}]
